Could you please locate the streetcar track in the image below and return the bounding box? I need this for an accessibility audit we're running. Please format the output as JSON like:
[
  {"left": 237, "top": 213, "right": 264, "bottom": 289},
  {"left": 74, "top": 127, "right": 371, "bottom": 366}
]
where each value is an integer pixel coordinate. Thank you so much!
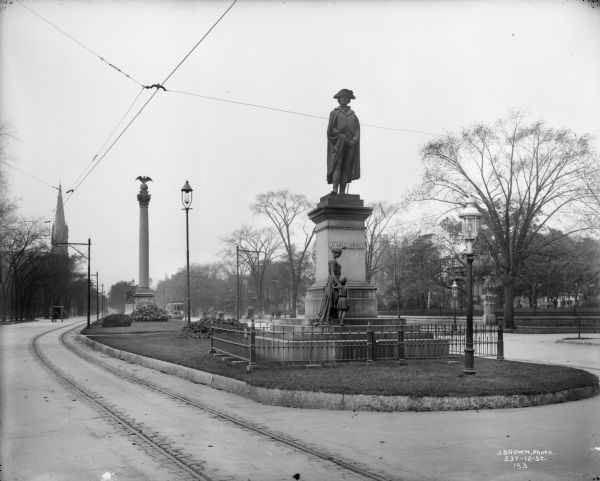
[
  {"left": 59, "top": 323, "right": 394, "bottom": 481},
  {"left": 31, "top": 322, "right": 212, "bottom": 481},
  {"left": 28, "top": 321, "right": 600, "bottom": 481}
]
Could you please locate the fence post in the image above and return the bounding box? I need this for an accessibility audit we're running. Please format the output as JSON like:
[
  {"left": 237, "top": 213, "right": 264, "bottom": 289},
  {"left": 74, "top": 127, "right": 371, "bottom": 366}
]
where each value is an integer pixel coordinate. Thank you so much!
[
  {"left": 397, "top": 324, "right": 405, "bottom": 364},
  {"left": 366, "top": 321, "right": 374, "bottom": 362},
  {"left": 497, "top": 324, "right": 504, "bottom": 360},
  {"left": 209, "top": 322, "right": 215, "bottom": 353},
  {"left": 247, "top": 320, "right": 256, "bottom": 371}
]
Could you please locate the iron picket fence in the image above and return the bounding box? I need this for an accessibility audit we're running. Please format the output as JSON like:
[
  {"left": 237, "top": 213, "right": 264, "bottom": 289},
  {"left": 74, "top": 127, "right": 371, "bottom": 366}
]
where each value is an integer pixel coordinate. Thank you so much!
[{"left": 210, "top": 322, "right": 503, "bottom": 368}]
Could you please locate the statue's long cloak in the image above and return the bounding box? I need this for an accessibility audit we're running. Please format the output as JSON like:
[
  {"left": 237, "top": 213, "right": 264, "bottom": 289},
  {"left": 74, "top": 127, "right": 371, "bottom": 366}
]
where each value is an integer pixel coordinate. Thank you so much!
[{"left": 326, "top": 107, "right": 361, "bottom": 184}]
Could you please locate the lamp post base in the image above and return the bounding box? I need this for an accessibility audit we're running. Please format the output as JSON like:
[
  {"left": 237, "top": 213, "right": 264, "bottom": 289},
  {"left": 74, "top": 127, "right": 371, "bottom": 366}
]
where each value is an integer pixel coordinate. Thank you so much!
[{"left": 463, "top": 347, "right": 476, "bottom": 375}]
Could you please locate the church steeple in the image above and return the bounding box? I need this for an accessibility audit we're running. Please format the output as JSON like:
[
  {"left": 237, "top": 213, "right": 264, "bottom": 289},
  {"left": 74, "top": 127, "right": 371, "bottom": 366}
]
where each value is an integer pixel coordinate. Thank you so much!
[{"left": 51, "top": 184, "right": 69, "bottom": 255}]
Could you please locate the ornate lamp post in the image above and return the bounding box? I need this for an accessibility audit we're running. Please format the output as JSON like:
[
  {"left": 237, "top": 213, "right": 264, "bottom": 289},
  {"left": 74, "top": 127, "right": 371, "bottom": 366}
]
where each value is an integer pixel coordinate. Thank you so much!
[
  {"left": 458, "top": 198, "right": 481, "bottom": 375},
  {"left": 181, "top": 180, "right": 193, "bottom": 326}
]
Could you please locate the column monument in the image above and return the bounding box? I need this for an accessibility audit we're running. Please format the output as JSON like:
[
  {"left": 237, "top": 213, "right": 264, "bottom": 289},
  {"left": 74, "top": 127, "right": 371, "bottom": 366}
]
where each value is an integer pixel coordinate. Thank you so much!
[
  {"left": 134, "top": 176, "right": 155, "bottom": 305},
  {"left": 304, "top": 89, "right": 377, "bottom": 321}
]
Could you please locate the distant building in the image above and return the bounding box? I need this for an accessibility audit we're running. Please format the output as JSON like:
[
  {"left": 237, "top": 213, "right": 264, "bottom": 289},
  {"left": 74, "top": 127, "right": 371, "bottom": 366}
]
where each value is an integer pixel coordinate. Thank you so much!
[{"left": 51, "top": 185, "right": 69, "bottom": 255}]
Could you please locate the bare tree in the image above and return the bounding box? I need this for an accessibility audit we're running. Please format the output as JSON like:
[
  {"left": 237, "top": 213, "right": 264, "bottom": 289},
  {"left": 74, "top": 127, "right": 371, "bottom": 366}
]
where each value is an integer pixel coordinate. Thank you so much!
[
  {"left": 0, "top": 123, "right": 17, "bottom": 310},
  {"left": 253, "top": 190, "right": 315, "bottom": 318},
  {"left": 222, "top": 226, "right": 282, "bottom": 315},
  {"left": 420, "top": 113, "right": 596, "bottom": 328},
  {"left": 0, "top": 219, "right": 49, "bottom": 320},
  {"left": 365, "top": 201, "right": 404, "bottom": 282},
  {"left": 583, "top": 169, "right": 600, "bottom": 233}
]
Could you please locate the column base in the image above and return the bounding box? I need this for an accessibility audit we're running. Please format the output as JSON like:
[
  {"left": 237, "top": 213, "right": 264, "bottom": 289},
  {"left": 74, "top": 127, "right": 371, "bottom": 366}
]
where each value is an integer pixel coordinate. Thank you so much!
[{"left": 134, "top": 288, "right": 155, "bottom": 306}]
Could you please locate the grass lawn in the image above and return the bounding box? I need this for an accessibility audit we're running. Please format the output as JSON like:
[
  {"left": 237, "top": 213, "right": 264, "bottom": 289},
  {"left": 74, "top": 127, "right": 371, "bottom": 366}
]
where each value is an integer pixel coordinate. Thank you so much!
[{"left": 86, "top": 331, "right": 599, "bottom": 398}]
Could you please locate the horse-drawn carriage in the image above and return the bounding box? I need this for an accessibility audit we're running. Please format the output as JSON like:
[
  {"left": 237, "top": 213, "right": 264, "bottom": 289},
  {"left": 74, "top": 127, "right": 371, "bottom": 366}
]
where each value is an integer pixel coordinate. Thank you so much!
[{"left": 50, "top": 305, "right": 64, "bottom": 323}]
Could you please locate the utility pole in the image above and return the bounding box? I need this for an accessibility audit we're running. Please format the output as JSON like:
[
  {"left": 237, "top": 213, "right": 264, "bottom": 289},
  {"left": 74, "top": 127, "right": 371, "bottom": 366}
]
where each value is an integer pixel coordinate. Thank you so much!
[
  {"left": 236, "top": 246, "right": 264, "bottom": 321},
  {"left": 55, "top": 239, "right": 91, "bottom": 328},
  {"left": 95, "top": 272, "right": 99, "bottom": 322},
  {"left": 87, "top": 239, "right": 91, "bottom": 328},
  {"left": 236, "top": 245, "right": 240, "bottom": 321}
]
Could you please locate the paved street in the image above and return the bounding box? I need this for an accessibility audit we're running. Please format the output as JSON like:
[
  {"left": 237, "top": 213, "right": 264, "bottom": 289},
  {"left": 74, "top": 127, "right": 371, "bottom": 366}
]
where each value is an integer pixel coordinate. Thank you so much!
[{"left": 1, "top": 319, "right": 599, "bottom": 481}]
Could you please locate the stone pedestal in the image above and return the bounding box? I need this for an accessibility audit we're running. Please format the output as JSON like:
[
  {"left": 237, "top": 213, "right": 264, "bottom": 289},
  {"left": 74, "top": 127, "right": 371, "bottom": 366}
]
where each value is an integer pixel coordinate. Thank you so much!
[{"left": 304, "top": 193, "right": 377, "bottom": 319}]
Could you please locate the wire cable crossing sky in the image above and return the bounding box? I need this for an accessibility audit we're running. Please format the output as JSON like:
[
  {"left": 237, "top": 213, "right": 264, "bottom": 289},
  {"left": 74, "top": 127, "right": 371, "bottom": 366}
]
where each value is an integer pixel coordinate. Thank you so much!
[
  {"left": 28, "top": 0, "right": 239, "bottom": 223},
  {"left": 15, "top": 0, "right": 145, "bottom": 87},
  {"left": 2, "top": 0, "right": 599, "bottom": 289}
]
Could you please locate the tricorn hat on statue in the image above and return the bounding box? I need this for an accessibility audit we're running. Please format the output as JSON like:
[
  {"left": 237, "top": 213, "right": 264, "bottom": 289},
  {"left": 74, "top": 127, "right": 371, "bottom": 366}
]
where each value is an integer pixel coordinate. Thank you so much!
[{"left": 333, "top": 89, "right": 355, "bottom": 99}]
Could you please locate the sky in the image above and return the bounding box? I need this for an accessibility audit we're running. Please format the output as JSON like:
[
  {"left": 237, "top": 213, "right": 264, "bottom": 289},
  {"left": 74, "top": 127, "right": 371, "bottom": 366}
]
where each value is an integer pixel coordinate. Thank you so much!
[{"left": 2, "top": 0, "right": 600, "bottom": 290}]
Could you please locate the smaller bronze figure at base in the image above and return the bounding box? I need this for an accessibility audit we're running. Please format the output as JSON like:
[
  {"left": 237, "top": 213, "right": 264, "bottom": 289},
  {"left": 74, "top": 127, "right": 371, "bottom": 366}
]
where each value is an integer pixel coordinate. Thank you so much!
[
  {"left": 313, "top": 247, "right": 343, "bottom": 325},
  {"left": 335, "top": 277, "right": 348, "bottom": 326}
]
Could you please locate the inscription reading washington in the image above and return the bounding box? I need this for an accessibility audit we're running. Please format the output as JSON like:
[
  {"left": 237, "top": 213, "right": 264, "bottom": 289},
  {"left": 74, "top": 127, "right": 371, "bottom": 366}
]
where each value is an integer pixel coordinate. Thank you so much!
[{"left": 329, "top": 241, "right": 365, "bottom": 250}]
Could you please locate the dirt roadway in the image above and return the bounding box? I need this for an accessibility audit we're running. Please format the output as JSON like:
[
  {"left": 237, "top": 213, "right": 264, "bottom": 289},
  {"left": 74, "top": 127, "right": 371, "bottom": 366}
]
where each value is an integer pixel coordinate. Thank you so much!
[{"left": 2, "top": 319, "right": 599, "bottom": 481}]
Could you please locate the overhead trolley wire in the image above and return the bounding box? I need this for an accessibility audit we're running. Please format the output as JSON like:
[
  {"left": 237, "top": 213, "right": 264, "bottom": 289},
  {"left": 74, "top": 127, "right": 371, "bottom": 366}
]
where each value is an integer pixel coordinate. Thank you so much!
[
  {"left": 66, "top": 87, "right": 147, "bottom": 194},
  {"left": 31, "top": 86, "right": 148, "bottom": 225},
  {"left": 16, "top": 0, "right": 437, "bottom": 137},
  {"left": 58, "top": 0, "right": 238, "bottom": 201},
  {"left": 166, "top": 89, "right": 442, "bottom": 136},
  {"left": 160, "top": 0, "right": 237, "bottom": 86},
  {"left": 168, "top": 89, "right": 328, "bottom": 121},
  {"left": 41, "top": 86, "right": 156, "bottom": 224},
  {"left": 65, "top": 88, "right": 161, "bottom": 196},
  {"left": 0, "top": 159, "right": 59, "bottom": 190},
  {"left": 16, "top": 0, "right": 145, "bottom": 87}
]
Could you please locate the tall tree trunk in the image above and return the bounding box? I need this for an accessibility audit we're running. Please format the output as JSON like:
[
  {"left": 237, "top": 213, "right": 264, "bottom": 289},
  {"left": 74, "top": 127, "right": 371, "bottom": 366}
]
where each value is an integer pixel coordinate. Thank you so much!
[
  {"left": 503, "top": 281, "right": 515, "bottom": 329},
  {"left": 290, "top": 276, "right": 298, "bottom": 318}
]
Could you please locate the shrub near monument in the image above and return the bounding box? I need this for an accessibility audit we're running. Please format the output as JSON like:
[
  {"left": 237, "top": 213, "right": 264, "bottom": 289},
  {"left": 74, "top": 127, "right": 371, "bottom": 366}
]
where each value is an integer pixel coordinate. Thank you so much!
[
  {"left": 101, "top": 313, "right": 132, "bottom": 327},
  {"left": 179, "top": 318, "right": 246, "bottom": 339},
  {"left": 130, "top": 303, "right": 169, "bottom": 322}
]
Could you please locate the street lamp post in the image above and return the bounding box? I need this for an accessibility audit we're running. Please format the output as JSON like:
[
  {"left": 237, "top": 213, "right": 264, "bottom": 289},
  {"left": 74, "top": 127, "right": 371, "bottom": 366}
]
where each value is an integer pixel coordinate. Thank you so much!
[
  {"left": 236, "top": 245, "right": 240, "bottom": 321},
  {"left": 576, "top": 283, "right": 581, "bottom": 339},
  {"left": 452, "top": 280, "right": 458, "bottom": 331},
  {"left": 181, "top": 180, "right": 193, "bottom": 326},
  {"left": 459, "top": 198, "right": 481, "bottom": 375}
]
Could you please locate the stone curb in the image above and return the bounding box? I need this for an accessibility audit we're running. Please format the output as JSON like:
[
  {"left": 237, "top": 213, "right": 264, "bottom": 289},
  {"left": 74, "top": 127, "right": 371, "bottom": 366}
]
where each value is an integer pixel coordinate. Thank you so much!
[{"left": 76, "top": 334, "right": 599, "bottom": 412}]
